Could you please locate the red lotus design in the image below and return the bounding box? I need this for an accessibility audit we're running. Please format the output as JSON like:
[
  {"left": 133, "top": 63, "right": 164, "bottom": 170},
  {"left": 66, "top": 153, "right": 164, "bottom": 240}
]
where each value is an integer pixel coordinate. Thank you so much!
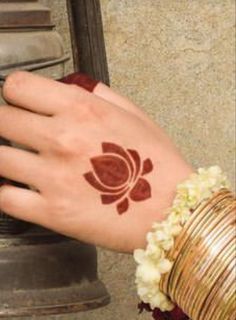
[{"left": 84, "top": 142, "right": 153, "bottom": 214}]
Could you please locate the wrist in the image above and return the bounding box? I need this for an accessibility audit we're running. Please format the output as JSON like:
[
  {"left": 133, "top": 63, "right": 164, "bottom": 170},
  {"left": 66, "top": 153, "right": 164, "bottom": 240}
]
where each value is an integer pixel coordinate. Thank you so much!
[{"left": 133, "top": 162, "right": 195, "bottom": 252}]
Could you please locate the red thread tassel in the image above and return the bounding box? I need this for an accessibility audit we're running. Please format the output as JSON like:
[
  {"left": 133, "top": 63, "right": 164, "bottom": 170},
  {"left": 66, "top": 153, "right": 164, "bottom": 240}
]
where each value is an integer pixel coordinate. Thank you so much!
[{"left": 138, "top": 302, "right": 189, "bottom": 320}]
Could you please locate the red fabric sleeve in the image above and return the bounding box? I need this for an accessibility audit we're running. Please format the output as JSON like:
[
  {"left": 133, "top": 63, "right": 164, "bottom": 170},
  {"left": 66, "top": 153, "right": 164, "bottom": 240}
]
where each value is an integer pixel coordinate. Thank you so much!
[
  {"left": 59, "top": 72, "right": 99, "bottom": 92},
  {"left": 138, "top": 302, "right": 189, "bottom": 320}
]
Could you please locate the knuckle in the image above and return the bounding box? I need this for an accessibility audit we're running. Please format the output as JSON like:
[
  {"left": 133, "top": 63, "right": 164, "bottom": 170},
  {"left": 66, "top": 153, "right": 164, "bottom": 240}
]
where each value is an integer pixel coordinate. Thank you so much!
[
  {"left": 43, "top": 123, "right": 86, "bottom": 158},
  {"left": 66, "top": 85, "right": 90, "bottom": 109},
  {"left": 66, "top": 87, "right": 107, "bottom": 122},
  {"left": 38, "top": 127, "right": 55, "bottom": 149},
  {"left": 86, "top": 99, "right": 109, "bottom": 121},
  {"left": 50, "top": 128, "right": 78, "bottom": 157},
  {"left": 78, "top": 99, "right": 108, "bottom": 123},
  {"left": 3, "top": 70, "right": 27, "bottom": 100}
]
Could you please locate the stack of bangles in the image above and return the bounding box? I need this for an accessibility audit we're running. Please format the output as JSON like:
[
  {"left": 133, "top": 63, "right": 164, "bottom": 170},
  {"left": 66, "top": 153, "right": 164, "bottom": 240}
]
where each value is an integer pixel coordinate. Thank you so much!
[{"left": 134, "top": 166, "right": 235, "bottom": 320}]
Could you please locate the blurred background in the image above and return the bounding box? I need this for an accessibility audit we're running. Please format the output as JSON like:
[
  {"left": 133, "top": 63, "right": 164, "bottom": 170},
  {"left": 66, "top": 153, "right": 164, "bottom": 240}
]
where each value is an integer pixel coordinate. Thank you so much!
[{"left": 14, "top": 0, "right": 236, "bottom": 319}]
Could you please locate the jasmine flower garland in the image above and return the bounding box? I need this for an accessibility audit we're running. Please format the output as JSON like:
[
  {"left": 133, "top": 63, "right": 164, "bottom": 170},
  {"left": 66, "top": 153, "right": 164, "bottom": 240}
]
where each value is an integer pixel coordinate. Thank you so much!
[{"left": 133, "top": 166, "right": 230, "bottom": 312}]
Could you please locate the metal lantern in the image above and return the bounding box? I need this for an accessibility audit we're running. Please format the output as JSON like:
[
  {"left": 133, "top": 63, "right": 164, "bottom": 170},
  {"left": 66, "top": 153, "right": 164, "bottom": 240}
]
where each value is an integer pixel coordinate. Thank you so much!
[{"left": 0, "top": 0, "right": 110, "bottom": 317}]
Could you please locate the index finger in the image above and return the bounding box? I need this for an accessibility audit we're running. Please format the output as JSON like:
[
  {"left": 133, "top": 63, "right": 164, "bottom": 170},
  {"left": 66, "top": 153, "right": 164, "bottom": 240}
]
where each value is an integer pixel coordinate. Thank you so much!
[{"left": 2, "top": 71, "right": 86, "bottom": 115}]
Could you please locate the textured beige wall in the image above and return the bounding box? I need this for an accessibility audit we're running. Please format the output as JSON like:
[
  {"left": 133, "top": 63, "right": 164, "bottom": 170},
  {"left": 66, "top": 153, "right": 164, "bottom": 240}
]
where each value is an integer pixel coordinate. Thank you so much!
[
  {"left": 101, "top": 0, "right": 235, "bottom": 185},
  {"left": 17, "top": 1, "right": 235, "bottom": 320}
]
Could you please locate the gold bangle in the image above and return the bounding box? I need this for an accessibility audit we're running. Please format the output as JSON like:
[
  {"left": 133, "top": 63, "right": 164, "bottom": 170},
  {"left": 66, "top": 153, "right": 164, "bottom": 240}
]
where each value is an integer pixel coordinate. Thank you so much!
[
  {"left": 166, "top": 190, "right": 231, "bottom": 301},
  {"left": 204, "top": 259, "right": 235, "bottom": 320},
  {"left": 191, "top": 235, "right": 235, "bottom": 319},
  {"left": 160, "top": 189, "right": 235, "bottom": 319},
  {"left": 190, "top": 204, "right": 235, "bottom": 318},
  {"left": 163, "top": 189, "right": 231, "bottom": 297},
  {"left": 165, "top": 197, "right": 216, "bottom": 298},
  {"left": 178, "top": 223, "right": 235, "bottom": 316},
  {"left": 178, "top": 198, "right": 235, "bottom": 318},
  {"left": 169, "top": 189, "right": 230, "bottom": 260},
  {"left": 219, "top": 290, "right": 236, "bottom": 320},
  {"left": 160, "top": 189, "right": 231, "bottom": 295},
  {"left": 181, "top": 202, "right": 236, "bottom": 314}
]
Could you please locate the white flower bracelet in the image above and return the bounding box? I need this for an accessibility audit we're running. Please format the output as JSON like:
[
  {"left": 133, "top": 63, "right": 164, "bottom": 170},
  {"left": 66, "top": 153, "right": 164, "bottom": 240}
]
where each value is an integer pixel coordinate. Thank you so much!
[{"left": 133, "top": 166, "right": 230, "bottom": 312}]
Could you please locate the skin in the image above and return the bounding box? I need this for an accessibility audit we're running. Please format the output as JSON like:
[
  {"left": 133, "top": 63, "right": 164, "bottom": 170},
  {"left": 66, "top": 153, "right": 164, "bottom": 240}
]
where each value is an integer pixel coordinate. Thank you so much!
[{"left": 0, "top": 71, "right": 193, "bottom": 253}]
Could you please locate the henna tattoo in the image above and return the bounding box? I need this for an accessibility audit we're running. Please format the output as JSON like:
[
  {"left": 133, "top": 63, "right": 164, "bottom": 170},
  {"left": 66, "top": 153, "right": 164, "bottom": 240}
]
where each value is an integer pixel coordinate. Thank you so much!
[{"left": 84, "top": 142, "right": 153, "bottom": 214}]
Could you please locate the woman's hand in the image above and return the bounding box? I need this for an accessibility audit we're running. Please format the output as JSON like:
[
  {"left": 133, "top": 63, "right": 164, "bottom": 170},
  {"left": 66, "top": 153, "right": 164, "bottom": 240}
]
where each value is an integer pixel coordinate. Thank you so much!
[{"left": 0, "top": 71, "right": 193, "bottom": 252}]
